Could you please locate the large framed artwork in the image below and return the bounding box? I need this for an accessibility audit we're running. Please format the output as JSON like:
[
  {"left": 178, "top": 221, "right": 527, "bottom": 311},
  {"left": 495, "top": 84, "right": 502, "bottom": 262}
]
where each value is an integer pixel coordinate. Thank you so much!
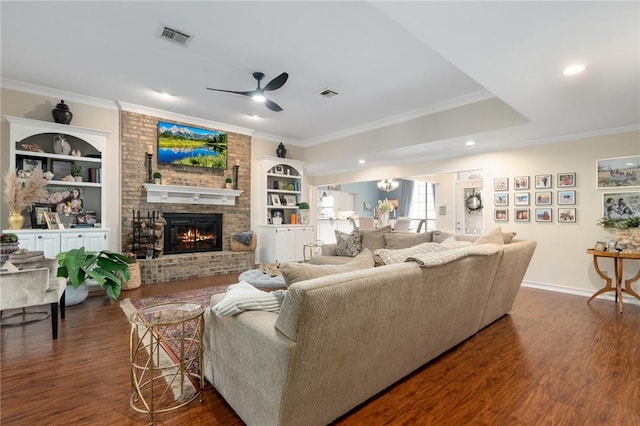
[
  {"left": 596, "top": 155, "right": 640, "bottom": 188},
  {"left": 603, "top": 191, "right": 640, "bottom": 218},
  {"left": 157, "top": 121, "right": 228, "bottom": 170}
]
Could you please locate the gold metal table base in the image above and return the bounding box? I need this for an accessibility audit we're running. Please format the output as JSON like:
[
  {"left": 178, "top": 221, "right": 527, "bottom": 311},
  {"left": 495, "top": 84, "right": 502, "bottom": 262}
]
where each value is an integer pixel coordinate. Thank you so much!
[{"left": 129, "top": 302, "right": 205, "bottom": 425}]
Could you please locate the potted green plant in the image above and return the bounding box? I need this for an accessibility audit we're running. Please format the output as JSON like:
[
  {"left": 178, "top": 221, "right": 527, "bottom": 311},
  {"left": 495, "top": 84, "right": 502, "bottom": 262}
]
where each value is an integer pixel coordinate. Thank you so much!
[
  {"left": 297, "top": 201, "right": 310, "bottom": 224},
  {"left": 225, "top": 177, "right": 233, "bottom": 189},
  {"left": 56, "top": 247, "right": 132, "bottom": 301},
  {"left": 597, "top": 215, "right": 640, "bottom": 253},
  {"left": 152, "top": 172, "right": 162, "bottom": 184},
  {"left": 70, "top": 164, "right": 83, "bottom": 182}
]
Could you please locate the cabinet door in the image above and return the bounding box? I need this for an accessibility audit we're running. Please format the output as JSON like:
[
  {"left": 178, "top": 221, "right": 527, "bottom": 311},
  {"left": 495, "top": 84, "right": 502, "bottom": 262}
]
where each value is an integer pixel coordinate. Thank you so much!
[
  {"left": 275, "top": 228, "right": 296, "bottom": 263},
  {"left": 294, "top": 227, "right": 315, "bottom": 262},
  {"left": 83, "top": 232, "right": 108, "bottom": 251},
  {"left": 35, "top": 233, "right": 61, "bottom": 259},
  {"left": 16, "top": 233, "right": 37, "bottom": 252},
  {"left": 60, "top": 233, "right": 84, "bottom": 251}
]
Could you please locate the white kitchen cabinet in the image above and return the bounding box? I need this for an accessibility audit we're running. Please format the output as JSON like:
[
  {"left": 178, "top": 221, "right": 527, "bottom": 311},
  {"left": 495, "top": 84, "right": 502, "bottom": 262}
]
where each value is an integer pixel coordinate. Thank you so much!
[{"left": 257, "top": 225, "right": 314, "bottom": 263}]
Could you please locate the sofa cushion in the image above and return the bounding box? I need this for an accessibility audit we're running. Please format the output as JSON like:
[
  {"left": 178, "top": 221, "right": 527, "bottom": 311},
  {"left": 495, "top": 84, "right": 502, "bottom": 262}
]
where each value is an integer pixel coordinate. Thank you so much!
[
  {"left": 360, "top": 226, "right": 392, "bottom": 252},
  {"left": 434, "top": 228, "right": 516, "bottom": 244},
  {"left": 374, "top": 242, "right": 447, "bottom": 265},
  {"left": 279, "top": 249, "right": 375, "bottom": 287},
  {"left": 384, "top": 231, "right": 434, "bottom": 249},
  {"left": 335, "top": 229, "right": 361, "bottom": 257},
  {"left": 211, "top": 282, "right": 287, "bottom": 317},
  {"left": 474, "top": 227, "right": 505, "bottom": 245}
]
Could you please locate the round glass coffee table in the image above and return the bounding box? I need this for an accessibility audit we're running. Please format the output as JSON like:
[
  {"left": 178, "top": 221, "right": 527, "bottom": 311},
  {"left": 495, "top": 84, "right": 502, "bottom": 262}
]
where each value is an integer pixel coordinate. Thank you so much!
[{"left": 128, "top": 302, "right": 205, "bottom": 425}]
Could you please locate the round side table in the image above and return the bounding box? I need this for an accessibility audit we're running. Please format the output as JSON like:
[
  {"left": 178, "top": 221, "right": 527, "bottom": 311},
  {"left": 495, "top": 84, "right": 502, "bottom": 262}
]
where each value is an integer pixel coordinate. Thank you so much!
[{"left": 128, "top": 302, "right": 205, "bottom": 425}]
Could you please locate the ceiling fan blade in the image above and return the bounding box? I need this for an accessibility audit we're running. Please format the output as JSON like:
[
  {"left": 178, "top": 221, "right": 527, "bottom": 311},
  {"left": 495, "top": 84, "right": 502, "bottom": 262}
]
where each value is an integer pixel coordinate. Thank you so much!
[
  {"left": 264, "top": 98, "right": 283, "bottom": 112},
  {"left": 263, "top": 72, "right": 289, "bottom": 91},
  {"left": 206, "top": 88, "right": 253, "bottom": 97}
]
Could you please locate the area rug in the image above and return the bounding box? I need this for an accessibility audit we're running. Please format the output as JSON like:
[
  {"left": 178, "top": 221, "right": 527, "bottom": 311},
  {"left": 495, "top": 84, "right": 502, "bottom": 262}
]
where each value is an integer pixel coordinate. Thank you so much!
[{"left": 120, "top": 285, "right": 229, "bottom": 399}]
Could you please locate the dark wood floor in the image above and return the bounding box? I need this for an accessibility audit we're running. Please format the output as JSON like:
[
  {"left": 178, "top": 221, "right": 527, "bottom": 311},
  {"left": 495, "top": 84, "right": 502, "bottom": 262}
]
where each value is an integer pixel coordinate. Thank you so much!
[{"left": 2, "top": 275, "right": 639, "bottom": 425}]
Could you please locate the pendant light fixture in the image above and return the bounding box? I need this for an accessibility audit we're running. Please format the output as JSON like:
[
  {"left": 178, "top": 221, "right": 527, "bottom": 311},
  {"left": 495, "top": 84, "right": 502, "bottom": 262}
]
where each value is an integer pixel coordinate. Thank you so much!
[{"left": 377, "top": 179, "right": 399, "bottom": 192}]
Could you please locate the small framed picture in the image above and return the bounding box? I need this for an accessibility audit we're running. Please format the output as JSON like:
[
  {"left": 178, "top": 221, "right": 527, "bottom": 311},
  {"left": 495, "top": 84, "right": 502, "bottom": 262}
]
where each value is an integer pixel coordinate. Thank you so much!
[
  {"left": 30, "top": 203, "right": 52, "bottom": 229},
  {"left": 17, "top": 155, "right": 48, "bottom": 174},
  {"left": 514, "top": 176, "right": 530, "bottom": 190},
  {"left": 270, "top": 194, "right": 281, "bottom": 206},
  {"left": 557, "top": 190, "right": 576, "bottom": 205},
  {"left": 514, "top": 192, "right": 530, "bottom": 206},
  {"left": 284, "top": 195, "right": 297, "bottom": 206},
  {"left": 514, "top": 208, "right": 530, "bottom": 222},
  {"left": 558, "top": 208, "right": 576, "bottom": 223},
  {"left": 557, "top": 172, "right": 576, "bottom": 187},
  {"left": 44, "top": 212, "right": 64, "bottom": 230},
  {"left": 535, "top": 208, "right": 552, "bottom": 222},
  {"left": 494, "top": 193, "right": 509, "bottom": 206},
  {"left": 535, "top": 174, "right": 552, "bottom": 189},
  {"left": 273, "top": 165, "right": 284, "bottom": 175},
  {"left": 594, "top": 241, "right": 606, "bottom": 251},
  {"left": 494, "top": 178, "right": 508, "bottom": 191},
  {"left": 363, "top": 201, "right": 372, "bottom": 212},
  {"left": 494, "top": 209, "right": 508, "bottom": 221},
  {"left": 535, "top": 191, "right": 552, "bottom": 206}
]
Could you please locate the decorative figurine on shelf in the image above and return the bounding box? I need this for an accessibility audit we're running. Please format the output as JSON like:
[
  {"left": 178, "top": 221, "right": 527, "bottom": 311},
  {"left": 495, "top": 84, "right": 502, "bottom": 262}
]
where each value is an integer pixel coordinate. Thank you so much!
[
  {"left": 53, "top": 134, "right": 72, "bottom": 155},
  {"left": 276, "top": 142, "right": 287, "bottom": 158},
  {"left": 71, "top": 149, "right": 82, "bottom": 156},
  {"left": 52, "top": 100, "right": 73, "bottom": 124}
]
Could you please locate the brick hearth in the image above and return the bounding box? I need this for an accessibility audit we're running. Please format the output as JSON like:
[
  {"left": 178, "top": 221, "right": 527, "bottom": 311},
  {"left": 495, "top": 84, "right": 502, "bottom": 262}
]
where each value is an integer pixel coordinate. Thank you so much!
[{"left": 120, "top": 110, "right": 254, "bottom": 284}]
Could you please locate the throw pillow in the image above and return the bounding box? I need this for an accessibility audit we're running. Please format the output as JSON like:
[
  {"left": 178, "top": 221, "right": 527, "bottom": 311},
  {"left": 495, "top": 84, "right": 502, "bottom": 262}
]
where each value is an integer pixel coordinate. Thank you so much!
[
  {"left": 212, "top": 281, "right": 287, "bottom": 317},
  {"left": 279, "top": 249, "right": 375, "bottom": 287},
  {"left": 473, "top": 227, "right": 517, "bottom": 245},
  {"left": 384, "top": 231, "right": 434, "bottom": 250},
  {"left": 1, "top": 261, "right": 19, "bottom": 272},
  {"left": 434, "top": 229, "right": 516, "bottom": 244},
  {"left": 335, "top": 228, "right": 361, "bottom": 257},
  {"left": 360, "top": 226, "right": 393, "bottom": 252},
  {"left": 374, "top": 242, "right": 447, "bottom": 265}
]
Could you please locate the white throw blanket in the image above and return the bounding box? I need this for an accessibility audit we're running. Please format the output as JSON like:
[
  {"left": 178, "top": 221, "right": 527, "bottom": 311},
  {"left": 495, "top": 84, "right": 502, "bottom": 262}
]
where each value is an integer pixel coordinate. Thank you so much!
[{"left": 405, "top": 243, "right": 503, "bottom": 267}]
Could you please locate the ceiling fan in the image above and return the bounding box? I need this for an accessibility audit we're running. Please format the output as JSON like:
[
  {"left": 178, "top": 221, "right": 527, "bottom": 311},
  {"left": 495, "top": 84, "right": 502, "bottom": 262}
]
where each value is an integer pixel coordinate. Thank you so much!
[{"left": 207, "top": 72, "right": 288, "bottom": 112}]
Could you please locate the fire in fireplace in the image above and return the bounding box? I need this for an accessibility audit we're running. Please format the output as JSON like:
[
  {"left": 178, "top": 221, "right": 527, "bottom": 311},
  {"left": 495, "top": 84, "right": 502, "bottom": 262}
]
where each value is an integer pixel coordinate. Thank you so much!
[{"left": 163, "top": 213, "right": 222, "bottom": 254}]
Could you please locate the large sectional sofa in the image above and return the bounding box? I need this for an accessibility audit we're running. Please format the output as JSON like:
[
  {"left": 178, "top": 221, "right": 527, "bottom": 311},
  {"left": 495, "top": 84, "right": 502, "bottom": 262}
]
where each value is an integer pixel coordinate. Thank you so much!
[{"left": 203, "top": 227, "right": 536, "bottom": 425}]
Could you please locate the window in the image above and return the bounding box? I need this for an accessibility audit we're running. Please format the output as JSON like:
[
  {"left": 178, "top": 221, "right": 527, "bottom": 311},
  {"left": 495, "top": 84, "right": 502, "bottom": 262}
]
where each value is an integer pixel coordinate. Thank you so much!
[{"left": 408, "top": 181, "right": 436, "bottom": 231}]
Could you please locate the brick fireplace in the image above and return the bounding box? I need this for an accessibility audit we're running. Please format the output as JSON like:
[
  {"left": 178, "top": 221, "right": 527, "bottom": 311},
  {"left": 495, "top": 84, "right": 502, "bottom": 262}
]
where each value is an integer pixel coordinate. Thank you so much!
[
  {"left": 163, "top": 212, "right": 223, "bottom": 254},
  {"left": 120, "top": 110, "right": 254, "bottom": 284}
]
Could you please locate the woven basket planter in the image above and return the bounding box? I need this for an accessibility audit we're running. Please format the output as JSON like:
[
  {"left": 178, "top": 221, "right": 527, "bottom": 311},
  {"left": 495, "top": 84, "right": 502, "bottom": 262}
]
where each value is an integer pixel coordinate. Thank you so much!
[
  {"left": 230, "top": 234, "right": 257, "bottom": 252},
  {"left": 121, "top": 262, "right": 141, "bottom": 290}
]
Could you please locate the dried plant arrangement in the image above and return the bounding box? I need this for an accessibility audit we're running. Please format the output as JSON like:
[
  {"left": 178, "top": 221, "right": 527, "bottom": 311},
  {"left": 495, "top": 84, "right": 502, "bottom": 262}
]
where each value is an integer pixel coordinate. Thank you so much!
[{"left": 3, "top": 168, "right": 48, "bottom": 213}]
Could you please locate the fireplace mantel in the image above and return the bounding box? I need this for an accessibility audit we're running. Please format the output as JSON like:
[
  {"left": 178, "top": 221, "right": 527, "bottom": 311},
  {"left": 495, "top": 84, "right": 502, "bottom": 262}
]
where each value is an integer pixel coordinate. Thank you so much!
[{"left": 143, "top": 184, "right": 243, "bottom": 206}]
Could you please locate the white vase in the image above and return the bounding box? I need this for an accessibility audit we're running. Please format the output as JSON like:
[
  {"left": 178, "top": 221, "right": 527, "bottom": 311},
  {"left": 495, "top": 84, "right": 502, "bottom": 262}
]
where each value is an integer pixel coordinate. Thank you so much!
[
  {"left": 65, "top": 282, "right": 89, "bottom": 306},
  {"left": 380, "top": 213, "right": 389, "bottom": 227},
  {"left": 53, "top": 134, "right": 71, "bottom": 155}
]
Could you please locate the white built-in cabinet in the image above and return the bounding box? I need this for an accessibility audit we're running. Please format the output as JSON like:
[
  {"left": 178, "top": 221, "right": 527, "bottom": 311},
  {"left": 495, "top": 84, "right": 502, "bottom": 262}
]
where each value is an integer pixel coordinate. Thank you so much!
[
  {"left": 4, "top": 115, "right": 110, "bottom": 258},
  {"left": 252, "top": 156, "right": 315, "bottom": 264}
]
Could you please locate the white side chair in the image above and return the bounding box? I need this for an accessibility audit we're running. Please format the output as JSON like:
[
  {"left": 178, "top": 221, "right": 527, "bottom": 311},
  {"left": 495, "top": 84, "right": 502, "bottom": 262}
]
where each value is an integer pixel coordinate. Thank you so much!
[
  {"left": 0, "top": 259, "right": 67, "bottom": 339},
  {"left": 394, "top": 217, "right": 412, "bottom": 232}
]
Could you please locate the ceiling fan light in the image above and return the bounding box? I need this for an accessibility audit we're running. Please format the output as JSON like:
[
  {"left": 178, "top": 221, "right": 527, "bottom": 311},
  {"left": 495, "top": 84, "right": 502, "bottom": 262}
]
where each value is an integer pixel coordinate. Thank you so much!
[
  {"left": 562, "top": 64, "right": 587, "bottom": 76},
  {"left": 252, "top": 94, "right": 266, "bottom": 103}
]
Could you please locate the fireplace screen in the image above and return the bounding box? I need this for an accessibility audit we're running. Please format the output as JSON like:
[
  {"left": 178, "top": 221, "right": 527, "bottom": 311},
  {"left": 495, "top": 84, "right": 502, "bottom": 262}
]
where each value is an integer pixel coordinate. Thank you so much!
[{"left": 163, "top": 213, "right": 222, "bottom": 254}]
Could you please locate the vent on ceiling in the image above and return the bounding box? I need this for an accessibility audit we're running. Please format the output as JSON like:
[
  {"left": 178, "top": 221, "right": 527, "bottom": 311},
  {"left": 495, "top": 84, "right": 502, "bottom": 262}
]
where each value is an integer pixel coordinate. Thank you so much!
[
  {"left": 160, "top": 26, "right": 192, "bottom": 47},
  {"left": 316, "top": 88, "right": 340, "bottom": 99}
]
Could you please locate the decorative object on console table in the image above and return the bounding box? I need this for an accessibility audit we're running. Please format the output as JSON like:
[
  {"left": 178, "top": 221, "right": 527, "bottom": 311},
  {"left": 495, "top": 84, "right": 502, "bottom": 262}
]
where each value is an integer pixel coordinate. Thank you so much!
[
  {"left": 276, "top": 142, "right": 287, "bottom": 158},
  {"left": 51, "top": 100, "right": 73, "bottom": 124},
  {"left": 3, "top": 168, "right": 48, "bottom": 230}
]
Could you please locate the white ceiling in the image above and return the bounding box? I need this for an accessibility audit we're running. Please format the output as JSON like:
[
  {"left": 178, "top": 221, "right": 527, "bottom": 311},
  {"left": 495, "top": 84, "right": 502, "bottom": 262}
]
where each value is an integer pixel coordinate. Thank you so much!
[{"left": 2, "top": 1, "right": 638, "bottom": 177}]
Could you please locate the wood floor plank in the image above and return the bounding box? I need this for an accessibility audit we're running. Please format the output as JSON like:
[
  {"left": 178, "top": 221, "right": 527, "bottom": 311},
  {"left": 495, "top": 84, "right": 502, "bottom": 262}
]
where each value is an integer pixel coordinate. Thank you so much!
[{"left": 2, "top": 277, "right": 639, "bottom": 425}]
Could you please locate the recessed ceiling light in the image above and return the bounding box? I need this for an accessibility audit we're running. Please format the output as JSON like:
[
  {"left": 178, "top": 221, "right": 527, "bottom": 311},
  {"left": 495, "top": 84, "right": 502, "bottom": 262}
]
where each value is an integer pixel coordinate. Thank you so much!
[
  {"left": 358, "top": 159, "right": 366, "bottom": 164},
  {"left": 465, "top": 140, "right": 475, "bottom": 146},
  {"left": 563, "top": 64, "right": 587, "bottom": 76}
]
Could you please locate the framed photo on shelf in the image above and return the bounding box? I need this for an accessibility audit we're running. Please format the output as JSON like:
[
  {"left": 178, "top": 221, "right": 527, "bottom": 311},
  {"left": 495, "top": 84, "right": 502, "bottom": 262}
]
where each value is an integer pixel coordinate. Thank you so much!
[
  {"left": 44, "top": 212, "right": 64, "bottom": 230},
  {"left": 284, "top": 195, "right": 297, "bottom": 206},
  {"left": 494, "top": 178, "right": 508, "bottom": 191},
  {"left": 535, "top": 208, "right": 552, "bottom": 222},
  {"left": 30, "top": 203, "right": 52, "bottom": 229},
  {"left": 270, "top": 194, "right": 281, "bottom": 206},
  {"left": 514, "top": 208, "right": 530, "bottom": 222},
  {"left": 558, "top": 208, "right": 576, "bottom": 223},
  {"left": 557, "top": 172, "right": 576, "bottom": 187},
  {"left": 494, "top": 209, "right": 508, "bottom": 221},
  {"left": 273, "top": 165, "right": 284, "bottom": 175},
  {"left": 596, "top": 155, "right": 640, "bottom": 189},
  {"left": 514, "top": 192, "right": 530, "bottom": 206},
  {"left": 535, "top": 191, "right": 552, "bottom": 206},
  {"left": 535, "top": 174, "right": 552, "bottom": 189},
  {"left": 17, "top": 155, "right": 47, "bottom": 174},
  {"left": 514, "top": 176, "right": 530, "bottom": 190},
  {"left": 494, "top": 193, "right": 509, "bottom": 206},
  {"left": 557, "top": 190, "right": 576, "bottom": 205},
  {"left": 594, "top": 241, "right": 606, "bottom": 251}
]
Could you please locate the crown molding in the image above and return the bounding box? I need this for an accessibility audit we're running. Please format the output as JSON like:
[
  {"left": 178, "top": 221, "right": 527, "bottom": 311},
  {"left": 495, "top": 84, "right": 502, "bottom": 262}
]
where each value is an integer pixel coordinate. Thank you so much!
[
  {"left": 117, "top": 102, "right": 256, "bottom": 136},
  {"left": 0, "top": 79, "right": 119, "bottom": 110}
]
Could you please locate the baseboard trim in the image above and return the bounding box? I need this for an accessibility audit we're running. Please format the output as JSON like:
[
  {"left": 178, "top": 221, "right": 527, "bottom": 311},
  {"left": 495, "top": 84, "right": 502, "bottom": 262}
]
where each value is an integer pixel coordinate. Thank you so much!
[{"left": 522, "top": 280, "right": 640, "bottom": 306}]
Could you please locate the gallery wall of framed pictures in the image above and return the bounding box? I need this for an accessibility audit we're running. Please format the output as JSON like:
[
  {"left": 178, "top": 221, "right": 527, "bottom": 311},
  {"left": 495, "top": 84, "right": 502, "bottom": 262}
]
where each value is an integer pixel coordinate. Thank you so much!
[
  {"left": 493, "top": 172, "right": 577, "bottom": 224},
  {"left": 595, "top": 155, "right": 639, "bottom": 224}
]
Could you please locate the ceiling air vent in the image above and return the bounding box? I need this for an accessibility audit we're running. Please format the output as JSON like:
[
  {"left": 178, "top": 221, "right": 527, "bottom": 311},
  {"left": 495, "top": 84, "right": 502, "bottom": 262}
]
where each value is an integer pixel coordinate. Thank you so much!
[
  {"left": 159, "top": 26, "right": 192, "bottom": 47},
  {"left": 316, "top": 88, "right": 340, "bottom": 99}
]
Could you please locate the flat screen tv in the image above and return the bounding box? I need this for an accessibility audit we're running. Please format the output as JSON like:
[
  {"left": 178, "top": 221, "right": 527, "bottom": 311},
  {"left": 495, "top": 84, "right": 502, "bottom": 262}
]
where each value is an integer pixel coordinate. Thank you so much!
[{"left": 157, "top": 121, "right": 227, "bottom": 169}]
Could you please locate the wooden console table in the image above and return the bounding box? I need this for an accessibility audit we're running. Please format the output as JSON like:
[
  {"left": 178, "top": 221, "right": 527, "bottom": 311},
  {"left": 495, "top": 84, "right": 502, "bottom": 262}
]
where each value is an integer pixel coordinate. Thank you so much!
[{"left": 586, "top": 249, "right": 640, "bottom": 313}]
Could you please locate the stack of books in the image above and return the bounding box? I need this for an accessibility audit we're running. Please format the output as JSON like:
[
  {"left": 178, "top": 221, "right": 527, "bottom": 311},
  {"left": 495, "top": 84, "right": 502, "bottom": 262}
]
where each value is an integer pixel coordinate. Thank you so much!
[{"left": 8, "top": 250, "right": 45, "bottom": 264}]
